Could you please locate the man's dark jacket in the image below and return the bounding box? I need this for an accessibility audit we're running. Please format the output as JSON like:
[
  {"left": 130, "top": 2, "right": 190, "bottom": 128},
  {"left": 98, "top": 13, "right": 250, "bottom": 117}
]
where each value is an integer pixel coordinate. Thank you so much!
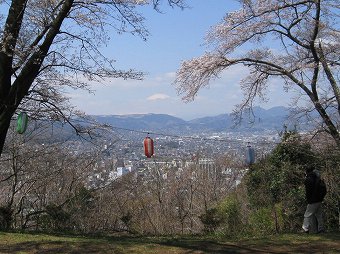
[{"left": 305, "top": 171, "right": 324, "bottom": 204}]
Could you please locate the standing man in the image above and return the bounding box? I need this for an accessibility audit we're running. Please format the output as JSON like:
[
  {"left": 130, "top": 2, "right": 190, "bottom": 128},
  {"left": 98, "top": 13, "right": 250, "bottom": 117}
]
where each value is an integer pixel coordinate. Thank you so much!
[{"left": 302, "top": 166, "right": 327, "bottom": 233}]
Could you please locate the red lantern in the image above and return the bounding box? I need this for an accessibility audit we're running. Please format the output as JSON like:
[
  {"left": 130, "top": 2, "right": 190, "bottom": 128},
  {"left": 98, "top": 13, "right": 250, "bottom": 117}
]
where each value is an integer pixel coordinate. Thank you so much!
[{"left": 144, "top": 136, "right": 154, "bottom": 158}]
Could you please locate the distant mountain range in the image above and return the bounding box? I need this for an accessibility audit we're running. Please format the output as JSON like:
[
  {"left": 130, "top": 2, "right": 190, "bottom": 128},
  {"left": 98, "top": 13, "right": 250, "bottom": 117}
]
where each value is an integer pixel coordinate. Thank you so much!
[
  {"left": 92, "top": 106, "right": 303, "bottom": 134},
  {"left": 29, "top": 106, "right": 312, "bottom": 144}
]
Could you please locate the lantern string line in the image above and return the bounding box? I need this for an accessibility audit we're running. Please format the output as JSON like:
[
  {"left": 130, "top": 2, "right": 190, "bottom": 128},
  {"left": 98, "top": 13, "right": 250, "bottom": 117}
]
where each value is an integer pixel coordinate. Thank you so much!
[
  {"left": 15, "top": 116, "right": 279, "bottom": 146},
  {"left": 14, "top": 119, "right": 332, "bottom": 162},
  {"left": 106, "top": 126, "right": 338, "bottom": 160},
  {"left": 15, "top": 117, "right": 321, "bottom": 149},
  {"left": 108, "top": 126, "right": 324, "bottom": 162}
]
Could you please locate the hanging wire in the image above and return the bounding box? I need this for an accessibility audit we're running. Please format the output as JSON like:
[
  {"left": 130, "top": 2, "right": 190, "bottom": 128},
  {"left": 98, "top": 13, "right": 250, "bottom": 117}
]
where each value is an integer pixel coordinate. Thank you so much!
[
  {"left": 10, "top": 117, "right": 332, "bottom": 167},
  {"left": 105, "top": 124, "right": 279, "bottom": 145},
  {"left": 106, "top": 124, "right": 336, "bottom": 163}
]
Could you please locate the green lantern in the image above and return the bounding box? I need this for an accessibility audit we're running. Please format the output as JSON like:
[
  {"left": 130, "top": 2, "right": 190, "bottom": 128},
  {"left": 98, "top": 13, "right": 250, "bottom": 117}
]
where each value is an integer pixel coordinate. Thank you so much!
[{"left": 17, "top": 112, "right": 28, "bottom": 134}]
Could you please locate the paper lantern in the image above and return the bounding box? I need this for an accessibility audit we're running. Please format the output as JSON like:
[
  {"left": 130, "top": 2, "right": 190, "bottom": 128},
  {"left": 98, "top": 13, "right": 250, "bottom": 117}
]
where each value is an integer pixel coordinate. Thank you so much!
[
  {"left": 143, "top": 136, "right": 154, "bottom": 158},
  {"left": 16, "top": 112, "right": 28, "bottom": 134},
  {"left": 245, "top": 145, "right": 255, "bottom": 165}
]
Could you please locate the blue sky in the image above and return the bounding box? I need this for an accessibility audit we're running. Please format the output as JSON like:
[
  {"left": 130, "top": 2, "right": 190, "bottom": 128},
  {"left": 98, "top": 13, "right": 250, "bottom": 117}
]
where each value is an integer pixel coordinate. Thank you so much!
[{"left": 69, "top": 0, "right": 294, "bottom": 120}]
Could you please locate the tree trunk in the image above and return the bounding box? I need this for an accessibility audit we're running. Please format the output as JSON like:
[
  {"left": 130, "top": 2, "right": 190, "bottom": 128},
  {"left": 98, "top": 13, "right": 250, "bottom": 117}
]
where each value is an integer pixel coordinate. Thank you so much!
[
  {"left": 313, "top": 101, "right": 340, "bottom": 148},
  {"left": 0, "top": 112, "right": 12, "bottom": 155},
  {"left": 0, "top": 206, "right": 13, "bottom": 230}
]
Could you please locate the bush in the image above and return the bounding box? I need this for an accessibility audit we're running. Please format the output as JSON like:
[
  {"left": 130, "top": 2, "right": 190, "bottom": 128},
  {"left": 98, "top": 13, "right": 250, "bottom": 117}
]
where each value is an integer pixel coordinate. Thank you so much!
[
  {"left": 217, "top": 195, "right": 242, "bottom": 236},
  {"left": 40, "top": 204, "right": 71, "bottom": 231},
  {"left": 249, "top": 207, "right": 275, "bottom": 235},
  {"left": 320, "top": 148, "right": 340, "bottom": 232},
  {"left": 199, "top": 194, "right": 244, "bottom": 237},
  {"left": 248, "top": 204, "right": 284, "bottom": 236},
  {"left": 199, "top": 208, "right": 223, "bottom": 233}
]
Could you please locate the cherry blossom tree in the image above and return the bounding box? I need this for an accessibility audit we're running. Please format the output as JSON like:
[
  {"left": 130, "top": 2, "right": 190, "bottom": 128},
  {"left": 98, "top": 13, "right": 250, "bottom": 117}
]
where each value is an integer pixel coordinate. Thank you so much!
[
  {"left": 0, "top": 0, "right": 186, "bottom": 156},
  {"left": 174, "top": 0, "right": 340, "bottom": 147}
]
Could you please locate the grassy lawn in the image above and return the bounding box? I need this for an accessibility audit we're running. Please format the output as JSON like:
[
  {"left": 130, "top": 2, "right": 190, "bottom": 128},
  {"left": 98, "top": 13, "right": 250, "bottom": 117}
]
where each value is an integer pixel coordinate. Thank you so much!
[{"left": 0, "top": 231, "right": 339, "bottom": 253}]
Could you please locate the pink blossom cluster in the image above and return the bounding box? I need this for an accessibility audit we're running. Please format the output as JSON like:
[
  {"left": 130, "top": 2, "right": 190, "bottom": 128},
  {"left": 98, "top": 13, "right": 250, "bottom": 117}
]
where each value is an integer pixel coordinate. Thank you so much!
[{"left": 174, "top": 0, "right": 339, "bottom": 110}]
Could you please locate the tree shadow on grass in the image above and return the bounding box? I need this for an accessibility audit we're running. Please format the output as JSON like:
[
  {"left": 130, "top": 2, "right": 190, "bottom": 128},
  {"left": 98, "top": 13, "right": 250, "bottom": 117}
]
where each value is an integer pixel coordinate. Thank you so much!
[
  {"left": 125, "top": 233, "right": 340, "bottom": 254},
  {"left": 100, "top": 235, "right": 282, "bottom": 253},
  {"left": 153, "top": 238, "right": 279, "bottom": 254},
  {"left": 0, "top": 241, "right": 118, "bottom": 254},
  {"left": 0, "top": 240, "right": 277, "bottom": 254},
  {"left": 0, "top": 233, "right": 339, "bottom": 254}
]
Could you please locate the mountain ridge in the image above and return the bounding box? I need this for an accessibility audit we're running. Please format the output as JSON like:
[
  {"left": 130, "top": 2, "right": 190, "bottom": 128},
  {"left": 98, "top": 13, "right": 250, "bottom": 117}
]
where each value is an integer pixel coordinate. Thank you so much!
[{"left": 92, "top": 106, "right": 295, "bottom": 134}]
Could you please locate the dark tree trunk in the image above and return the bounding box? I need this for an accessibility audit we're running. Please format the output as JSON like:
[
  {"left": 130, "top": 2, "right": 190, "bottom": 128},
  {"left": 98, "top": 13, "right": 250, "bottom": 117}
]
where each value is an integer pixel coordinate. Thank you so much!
[
  {"left": 0, "top": 206, "right": 13, "bottom": 230},
  {"left": 313, "top": 101, "right": 340, "bottom": 148},
  {"left": 0, "top": 111, "right": 12, "bottom": 155}
]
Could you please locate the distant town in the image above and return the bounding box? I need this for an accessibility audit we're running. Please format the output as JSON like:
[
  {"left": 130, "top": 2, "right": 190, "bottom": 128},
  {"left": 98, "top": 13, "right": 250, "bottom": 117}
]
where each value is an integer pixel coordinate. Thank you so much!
[
  {"left": 79, "top": 129, "right": 280, "bottom": 188},
  {"left": 28, "top": 107, "right": 301, "bottom": 189},
  {"left": 3, "top": 107, "right": 299, "bottom": 190}
]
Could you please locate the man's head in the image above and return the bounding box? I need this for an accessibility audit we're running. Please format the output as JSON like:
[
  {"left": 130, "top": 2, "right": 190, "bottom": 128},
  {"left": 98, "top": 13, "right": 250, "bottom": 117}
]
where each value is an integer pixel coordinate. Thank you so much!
[{"left": 305, "top": 164, "right": 315, "bottom": 174}]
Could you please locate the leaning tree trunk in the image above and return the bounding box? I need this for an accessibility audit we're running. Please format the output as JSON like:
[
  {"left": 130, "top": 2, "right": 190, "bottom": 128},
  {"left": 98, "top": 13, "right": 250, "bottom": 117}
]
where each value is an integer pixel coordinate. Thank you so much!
[
  {"left": 0, "top": 0, "right": 74, "bottom": 157},
  {"left": 313, "top": 100, "right": 340, "bottom": 148},
  {"left": 0, "top": 110, "right": 13, "bottom": 156}
]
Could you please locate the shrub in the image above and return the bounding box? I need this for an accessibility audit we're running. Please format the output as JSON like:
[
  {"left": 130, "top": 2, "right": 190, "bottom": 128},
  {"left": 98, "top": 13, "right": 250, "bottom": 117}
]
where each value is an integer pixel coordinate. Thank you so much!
[
  {"left": 199, "top": 208, "right": 223, "bottom": 233},
  {"left": 213, "top": 195, "right": 243, "bottom": 237},
  {"left": 249, "top": 207, "right": 275, "bottom": 235}
]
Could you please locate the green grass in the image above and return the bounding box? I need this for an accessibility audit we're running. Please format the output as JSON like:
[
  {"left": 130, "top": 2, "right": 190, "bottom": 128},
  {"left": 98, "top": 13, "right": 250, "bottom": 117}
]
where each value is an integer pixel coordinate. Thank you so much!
[{"left": 0, "top": 231, "right": 339, "bottom": 253}]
